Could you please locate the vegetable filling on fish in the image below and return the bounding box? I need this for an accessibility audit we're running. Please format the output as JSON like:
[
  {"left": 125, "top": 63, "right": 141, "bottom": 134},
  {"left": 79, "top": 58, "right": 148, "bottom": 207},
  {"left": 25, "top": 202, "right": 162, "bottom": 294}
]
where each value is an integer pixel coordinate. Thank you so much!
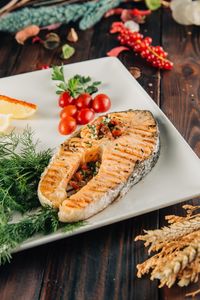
[{"left": 67, "top": 160, "right": 101, "bottom": 195}]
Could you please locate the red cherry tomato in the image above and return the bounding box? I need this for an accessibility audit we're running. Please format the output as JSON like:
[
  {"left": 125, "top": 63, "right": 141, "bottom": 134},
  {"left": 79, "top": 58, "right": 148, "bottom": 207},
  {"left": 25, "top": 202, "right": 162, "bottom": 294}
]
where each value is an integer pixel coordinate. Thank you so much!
[
  {"left": 59, "top": 91, "right": 74, "bottom": 108},
  {"left": 92, "top": 94, "right": 111, "bottom": 113},
  {"left": 75, "top": 171, "right": 83, "bottom": 181},
  {"left": 82, "top": 164, "right": 89, "bottom": 170},
  {"left": 58, "top": 116, "right": 77, "bottom": 135},
  {"left": 60, "top": 105, "right": 78, "bottom": 119},
  {"left": 69, "top": 181, "right": 80, "bottom": 190},
  {"left": 75, "top": 93, "right": 92, "bottom": 109},
  {"left": 76, "top": 108, "right": 95, "bottom": 125},
  {"left": 112, "top": 128, "right": 122, "bottom": 137}
]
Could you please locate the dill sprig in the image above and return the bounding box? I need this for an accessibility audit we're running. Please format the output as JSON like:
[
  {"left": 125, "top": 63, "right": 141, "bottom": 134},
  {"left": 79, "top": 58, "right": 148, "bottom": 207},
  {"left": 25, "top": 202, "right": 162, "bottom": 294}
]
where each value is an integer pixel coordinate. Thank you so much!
[
  {"left": 0, "top": 128, "right": 86, "bottom": 265},
  {"left": 0, "top": 128, "right": 52, "bottom": 223},
  {"left": 0, "top": 206, "right": 85, "bottom": 265}
]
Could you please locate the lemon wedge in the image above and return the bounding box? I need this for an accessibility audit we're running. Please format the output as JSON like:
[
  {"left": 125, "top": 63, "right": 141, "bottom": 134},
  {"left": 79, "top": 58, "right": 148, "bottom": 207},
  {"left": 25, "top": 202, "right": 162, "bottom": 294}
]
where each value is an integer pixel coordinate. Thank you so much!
[
  {"left": 0, "top": 114, "right": 12, "bottom": 133},
  {"left": 0, "top": 95, "right": 37, "bottom": 119}
]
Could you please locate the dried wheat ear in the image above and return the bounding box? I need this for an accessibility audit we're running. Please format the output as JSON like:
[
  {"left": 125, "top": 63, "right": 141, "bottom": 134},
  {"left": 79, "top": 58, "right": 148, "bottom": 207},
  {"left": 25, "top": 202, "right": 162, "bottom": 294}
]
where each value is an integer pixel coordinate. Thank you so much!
[{"left": 135, "top": 204, "right": 200, "bottom": 294}]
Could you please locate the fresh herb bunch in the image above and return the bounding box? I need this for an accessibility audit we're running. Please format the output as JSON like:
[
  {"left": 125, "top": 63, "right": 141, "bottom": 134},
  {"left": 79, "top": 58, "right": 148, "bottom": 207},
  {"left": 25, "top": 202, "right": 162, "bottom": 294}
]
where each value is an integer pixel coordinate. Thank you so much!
[
  {"left": 0, "top": 128, "right": 85, "bottom": 265},
  {"left": 0, "top": 128, "right": 52, "bottom": 223},
  {"left": 52, "top": 65, "right": 101, "bottom": 97},
  {"left": 0, "top": 206, "right": 84, "bottom": 265}
]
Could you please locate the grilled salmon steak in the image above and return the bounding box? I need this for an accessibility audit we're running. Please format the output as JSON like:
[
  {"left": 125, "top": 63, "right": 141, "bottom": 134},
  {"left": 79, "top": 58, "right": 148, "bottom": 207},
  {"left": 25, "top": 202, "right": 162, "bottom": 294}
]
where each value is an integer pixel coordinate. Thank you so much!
[{"left": 38, "top": 110, "right": 160, "bottom": 222}]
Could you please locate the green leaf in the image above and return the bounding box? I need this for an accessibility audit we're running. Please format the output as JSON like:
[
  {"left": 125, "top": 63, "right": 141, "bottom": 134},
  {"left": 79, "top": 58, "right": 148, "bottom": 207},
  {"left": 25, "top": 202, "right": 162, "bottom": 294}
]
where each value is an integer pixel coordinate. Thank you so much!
[
  {"left": 51, "top": 65, "right": 65, "bottom": 82},
  {"left": 145, "top": 0, "right": 161, "bottom": 10},
  {"left": 61, "top": 44, "right": 75, "bottom": 60},
  {"left": 52, "top": 65, "right": 102, "bottom": 97},
  {"left": 79, "top": 76, "right": 91, "bottom": 84},
  {"left": 0, "top": 128, "right": 52, "bottom": 222},
  {"left": 93, "top": 81, "right": 101, "bottom": 86},
  {"left": 62, "top": 221, "right": 86, "bottom": 233},
  {"left": 0, "top": 207, "right": 85, "bottom": 265},
  {"left": 56, "top": 90, "right": 62, "bottom": 95},
  {"left": 73, "top": 74, "right": 82, "bottom": 80},
  {"left": 85, "top": 85, "right": 98, "bottom": 95},
  {"left": 57, "top": 82, "right": 68, "bottom": 91}
]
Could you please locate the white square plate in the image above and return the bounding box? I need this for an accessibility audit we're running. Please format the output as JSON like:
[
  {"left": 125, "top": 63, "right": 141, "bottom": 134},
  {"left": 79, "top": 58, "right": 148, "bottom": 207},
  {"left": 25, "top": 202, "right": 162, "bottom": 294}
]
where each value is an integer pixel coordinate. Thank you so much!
[{"left": 0, "top": 57, "right": 200, "bottom": 252}]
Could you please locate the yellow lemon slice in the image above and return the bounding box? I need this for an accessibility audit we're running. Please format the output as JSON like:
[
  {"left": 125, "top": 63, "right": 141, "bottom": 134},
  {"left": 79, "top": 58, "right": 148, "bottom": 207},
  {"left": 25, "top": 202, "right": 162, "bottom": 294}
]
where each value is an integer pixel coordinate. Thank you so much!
[
  {"left": 0, "top": 114, "right": 12, "bottom": 133},
  {"left": 0, "top": 95, "right": 37, "bottom": 119}
]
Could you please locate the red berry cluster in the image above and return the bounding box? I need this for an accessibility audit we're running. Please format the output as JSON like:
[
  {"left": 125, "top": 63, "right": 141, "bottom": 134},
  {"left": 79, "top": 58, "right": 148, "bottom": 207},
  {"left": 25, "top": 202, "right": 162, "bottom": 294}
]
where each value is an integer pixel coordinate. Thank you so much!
[{"left": 110, "top": 22, "right": 173, "bottom": 70}]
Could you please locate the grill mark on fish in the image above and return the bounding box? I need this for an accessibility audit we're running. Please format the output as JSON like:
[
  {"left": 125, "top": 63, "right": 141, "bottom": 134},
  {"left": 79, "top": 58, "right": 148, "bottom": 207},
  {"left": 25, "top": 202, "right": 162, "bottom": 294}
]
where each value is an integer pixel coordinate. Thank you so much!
[
  {"left": 93, "top": 177, "right": 117, "bottom": 188},
  {"left": 111, "top": 151, "right": 140, "bottom": 163},
  {"left": 97, "top": 173, "right": 122, "bottom": 184},
  {"left": 132, "top": 126, "right": 157, "bottom": 133},
  {"left": 105, "top": 155, "right": 137, "bottom": 166},
  {"left": 117, "top": 145, "right": 150, "bottom": 157},
  {"left": 114, "top": 145, "right": 148, "bottom": 158},
  {"left": 102, "top": 170, "right": 128, "bottom": 181},
  {"left": 89, "top": 187, "right": 106, "bottom": 193},
  {"left": 94, "top": 178, "right": 113, "bottom": 190},
  {"left": 127, "top": 129, "right": 155, "bottom": 138}
]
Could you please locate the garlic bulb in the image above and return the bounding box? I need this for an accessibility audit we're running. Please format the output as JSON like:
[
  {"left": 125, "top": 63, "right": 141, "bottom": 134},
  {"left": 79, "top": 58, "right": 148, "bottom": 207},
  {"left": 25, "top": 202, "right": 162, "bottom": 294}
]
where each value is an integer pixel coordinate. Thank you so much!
[
  {"left": 124, "top": 20, "right": 139, "bottom": 32},
  {"left": 170, "top": 0, "right": 200, "bottom": 25}
]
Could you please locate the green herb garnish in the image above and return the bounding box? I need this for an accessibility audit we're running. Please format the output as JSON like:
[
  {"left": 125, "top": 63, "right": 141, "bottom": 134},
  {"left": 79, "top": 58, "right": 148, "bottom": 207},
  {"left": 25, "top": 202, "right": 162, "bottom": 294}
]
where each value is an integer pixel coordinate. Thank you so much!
[
  {"left": 0, "top": 207, "right": 85, "bottom": 265},
  {"left": 51, "top": 65, "right": 101, "bottom": 97},
  {"left": 84, "top": 141, "right": 93, "bottom": 147},
  {"left": 102, "top": 116, "right": 111, "bottom": 125},
  {"left": 87, "top": 124, "right": 97, "bottom": 138},
  {"left": 0, "top": 128, "right": 85, "bottom": 265},
  {"left": 0, "top": 128, "right": 52, "bottom": 223}
]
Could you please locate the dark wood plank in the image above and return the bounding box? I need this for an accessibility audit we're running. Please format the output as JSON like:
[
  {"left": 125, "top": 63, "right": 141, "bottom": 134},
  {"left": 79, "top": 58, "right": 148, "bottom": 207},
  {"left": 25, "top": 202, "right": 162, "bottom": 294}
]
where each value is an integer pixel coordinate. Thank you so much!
[
  {"left": 0, "top": 246, "right": 47, "bottom": 300},
  {"left": 159, "top": 8, "right": 200, "bottom": 300},
  {"left": 161, "top": 10, "right": 200, "bottom": 154},
  {"left": 1, "top": 25, "right": 94, "bottom": 76},
  {"left": 39, "top": 213, "right": 159, "bottom": 300},
  {"left": 0, "top": 32, "right": 22, "bottom": 78}
]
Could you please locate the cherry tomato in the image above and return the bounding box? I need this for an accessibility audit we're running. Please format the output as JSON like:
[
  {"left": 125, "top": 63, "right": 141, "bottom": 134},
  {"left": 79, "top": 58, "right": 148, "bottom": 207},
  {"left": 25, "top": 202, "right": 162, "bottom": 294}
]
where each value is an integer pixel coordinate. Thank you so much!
[
  {"left": 76, "top": 108, "right": 95, "bottom": 125},
  {"left": 75, "top": 171, "right": 83, "bottom": 181},
  {"left": 82, "top": 164, "right": 89, "bottom": 170},
  {"left": 75, "top": 93, "right": 92, "bottom": 109},
  {"left": 92, "top": 94, "right": 111, "bottom": 113},
  {"left": 58, "top": 116, "right": 77, "bottom": 135},
  {"left": 112, "top": 128, "right": 122, "bottom": 137},
  {"left": 59, "top": 91, "right": 74, "bottom": 108},
  {"left": 60, "top": 105, "right": 77, "bottom": 119},
  {"left": 69, "top": 181, "right": 80, "bottom": 190}
]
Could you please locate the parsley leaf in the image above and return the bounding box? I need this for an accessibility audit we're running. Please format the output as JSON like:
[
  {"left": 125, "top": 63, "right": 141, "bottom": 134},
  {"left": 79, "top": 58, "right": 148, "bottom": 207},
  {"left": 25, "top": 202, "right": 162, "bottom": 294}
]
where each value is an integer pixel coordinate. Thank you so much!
[{"left": 51, "top": 66, "right": 101, "bottom": 97}]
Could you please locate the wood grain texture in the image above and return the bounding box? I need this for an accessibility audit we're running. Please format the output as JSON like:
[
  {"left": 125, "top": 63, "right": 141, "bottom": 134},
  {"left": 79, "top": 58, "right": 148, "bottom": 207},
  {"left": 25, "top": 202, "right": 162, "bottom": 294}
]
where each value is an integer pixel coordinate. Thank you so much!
[
  {"left": 0, "top": 33, "right": 21, "bottom": 78},
  {"left": 0, "top": 2, "right": 199, "bottom": 300},
  {"left": 39, "top": 214, "right": 159, "bottom": 300},
  {"left": 159, "top": 7, "right": 200, "bottom": 300},
  {"left": 0, "top": 246, "right": 47, "bottom": 300},
  {"left": 161, "top": 9, "right": 200, "bottom": 156}
]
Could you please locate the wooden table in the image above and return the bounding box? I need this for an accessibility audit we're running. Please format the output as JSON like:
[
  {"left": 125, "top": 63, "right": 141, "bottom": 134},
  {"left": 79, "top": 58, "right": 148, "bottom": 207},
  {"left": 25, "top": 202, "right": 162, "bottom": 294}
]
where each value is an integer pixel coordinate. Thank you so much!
[{"left": 0, "top": 2, "right": 200, "bottom": 299}]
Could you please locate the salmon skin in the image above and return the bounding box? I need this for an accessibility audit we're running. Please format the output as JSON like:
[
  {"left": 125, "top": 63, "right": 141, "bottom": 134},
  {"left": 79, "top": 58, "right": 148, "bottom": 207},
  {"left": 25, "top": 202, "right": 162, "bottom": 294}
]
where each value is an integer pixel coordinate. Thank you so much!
[{"left": 38, "top": 110, "right": 160, "bottom": 222}]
